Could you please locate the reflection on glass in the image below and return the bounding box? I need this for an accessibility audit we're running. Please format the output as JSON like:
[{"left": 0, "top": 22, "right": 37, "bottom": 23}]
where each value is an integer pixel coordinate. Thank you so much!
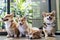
[
  {"left": 10, "top": 0, "right": 33, "bottom": 24},
  {"left": 32, "top": 1, "right": 40, "bottom": 19},
  {"left": 0, "top": 0, "right": 7, "bottom": 32}
]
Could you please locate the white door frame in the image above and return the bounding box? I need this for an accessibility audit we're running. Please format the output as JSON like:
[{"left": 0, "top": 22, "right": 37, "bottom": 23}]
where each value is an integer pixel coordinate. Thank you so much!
[{"left": 56, "top": 0, "right": 60, "bottom": 31}]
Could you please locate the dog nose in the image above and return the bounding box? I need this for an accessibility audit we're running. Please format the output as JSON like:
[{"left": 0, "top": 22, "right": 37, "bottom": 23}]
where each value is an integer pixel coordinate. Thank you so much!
[
  {"left": 29, "top": 37, "right": 32, "bottom": 39},
  {"left": 49, "top": 16, "right": 51, "bottom": 18},
  {"left": 47, "top": 18, "right": 49, "bottom": 20},
  {"left": 49, "top": 16, "right": 52, "bottom": 20},
  {"left": 20, "top": 23, "right": 23, "bottom": 25},
  {"left": 1, "top": 18, "right": 3, "bottom": 20}
]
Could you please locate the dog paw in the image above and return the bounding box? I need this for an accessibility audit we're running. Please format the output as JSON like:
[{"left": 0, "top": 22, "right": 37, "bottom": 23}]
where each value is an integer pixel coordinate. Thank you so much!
[
  {"left": 26, "top": 34, "right": 29, "bottom": 37},
  {"left": 45, "top": 35, "right": 48, "bottom": 38},
  {"left": 7, "top": 35, "right": 10, "bottom": 38},
  {"left": 52, "top": 34, "right": 56, "bottom": 37},
  {"left": 14, "top": 35, "right": 17, "bottom": 38},
  {"left": 19, "top": 34, "right": 22, "bottom": 37}
]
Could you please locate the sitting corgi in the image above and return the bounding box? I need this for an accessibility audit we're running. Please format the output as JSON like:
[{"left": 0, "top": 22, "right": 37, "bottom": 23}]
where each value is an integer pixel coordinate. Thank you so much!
[
  {"left": 17, "top": 16, "right": 43, "bottom": 39},
  {"left": 42, "top": 11, "right": 56, "bottom": 37},
  {"left": 17, "top": 16, "right": 29, "bottom": 37},
  {"left": 1, "top": 13, "right": 20, "bottom": 38}
]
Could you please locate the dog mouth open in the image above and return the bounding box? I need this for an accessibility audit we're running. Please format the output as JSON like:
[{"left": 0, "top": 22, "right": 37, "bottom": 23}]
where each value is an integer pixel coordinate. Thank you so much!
[
  {"left": 20, "top": 23, "right": 23, "bottom": 25},
  {"left": 47, "top": 16, "right": 52, "bottom": 20},
  {"left": 2, "top": 18, "right": 9, "bottom": 21}
]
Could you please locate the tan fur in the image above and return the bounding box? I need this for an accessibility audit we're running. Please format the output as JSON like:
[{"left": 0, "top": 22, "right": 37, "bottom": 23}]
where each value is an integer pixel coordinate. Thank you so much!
[
  {"left": 17, "top": 16, "right": 29, "bottom": 37},
  {"left": 42, "top": 10, "right": 56, "bottom": 37},
  {"left": 17, "top": 16, "right": 42, "bottom": 38},
  {"left": 2, "top": 13, "right": 20, "bottom": 37},
  {"left": 10, "top": 20, "right": 20, "bottom": 36},
  {"left": 28, "top": 27, "right": 42, "bottom": 39}
]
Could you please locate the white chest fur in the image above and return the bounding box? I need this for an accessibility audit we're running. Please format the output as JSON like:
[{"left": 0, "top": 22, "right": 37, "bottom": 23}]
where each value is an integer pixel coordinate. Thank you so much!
[
  {"left": 44, "top": 17, "right": 54, "bottom": 33},
  {"left": 4, "top": 21, "right": 15, "bottom": 35},
  {"left": 4, "top": 21, "right": 11, "bottom": 29},
  {"left": 18, "top": 25, "right": 25, "bottom": 34},
  {"left": 4, "top": 21, "right": 11, "bottom": 32}
]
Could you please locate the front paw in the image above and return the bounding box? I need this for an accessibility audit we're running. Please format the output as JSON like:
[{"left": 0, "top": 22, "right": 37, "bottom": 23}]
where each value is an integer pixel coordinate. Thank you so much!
[
  {"left": 7, "top": 35, "right": 10, "bottom": 38},
  {"left": 45, "top": 35, "right": 48, "bottom": 38},
  {"left": 14, "top": 35, "right": 17, "bottom": 38},
  {"left": 52, "top": 34, "right": 56, "bottom": 37},
  {"left": 26, "top": 34, "right": 29, "bottom": 37},
  {"left": 19, "top": 34, "right": 22, "bottom": 37}
]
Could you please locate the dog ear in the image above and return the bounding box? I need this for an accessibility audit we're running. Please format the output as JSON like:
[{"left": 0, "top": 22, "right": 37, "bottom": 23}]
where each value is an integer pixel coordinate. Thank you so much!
[
  {"left": 10, "top": 13, "right": 14, "bottom": 17},
  {"left": 22, "top": 16, "right": 27, "bottom": 21},
  {"left": 42, "top": 12, "right": 46, "bottom": 17},
  {"left": 16, "top": 15, "right": 20, "bottom": 19},
  {"left": 51, "top": 10, "right": 55, "bottom": 14},
  {"left": 51, "top": 10, "right": 55, "bottom": 16},
  {"left": 15, "top": 15, "right": 20, "bottom": 22}
]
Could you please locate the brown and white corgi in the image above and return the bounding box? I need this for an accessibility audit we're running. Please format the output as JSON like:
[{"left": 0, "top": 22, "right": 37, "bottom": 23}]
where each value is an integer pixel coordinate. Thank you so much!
[
  {"left": 17, "top": 16, "right": 29, "bottom": 37},
  {"left": 28, "top": 27, "right": 43, "bottom": 39},
  {"left": 42, "top": 11, "right": 56, "bottom": 38},
  {"left": 1, "top": 13, "right": 20, "bottom": 38},
  {"left": 17, "top": 16, "right": 43, "bottom": 39}
]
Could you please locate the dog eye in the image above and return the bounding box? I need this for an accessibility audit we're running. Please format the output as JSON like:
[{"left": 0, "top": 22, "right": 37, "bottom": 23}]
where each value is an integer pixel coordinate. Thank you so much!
[
  {"left": 18, "top": 19, "right": 21, "bottom": 21},
  {"left": 21, "top": 20, "right": 23, "bottom": 21},
  {"left": 6, "top": 15, "right": 11, "bottom": 17},
  {"left": 51, "top": 14, "right": 54, "bottom": 16},
  {"left": 47, "top": 15, "right": 49, "bottom": 16}
]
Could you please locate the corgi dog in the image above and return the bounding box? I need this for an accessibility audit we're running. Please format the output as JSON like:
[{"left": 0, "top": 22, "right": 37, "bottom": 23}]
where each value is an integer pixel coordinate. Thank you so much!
[
  {"left": 17, "top": 16, "right": 29, "bottom": 37},
  {"left": 1, "top": 13, "right": 20, "bottom": 38},
  {"left": 28, "top": 27, "right": 43, "bottom": 39},
  {"left": 42, "top": 11, "right": 56, "bottom": 37},
  {"left": 16, "top": 16, "right": 43, "bottom": 39}
]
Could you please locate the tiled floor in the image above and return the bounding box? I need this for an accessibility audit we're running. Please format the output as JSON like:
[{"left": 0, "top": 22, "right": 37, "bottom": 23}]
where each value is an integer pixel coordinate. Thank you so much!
[{"left": 0, "top": 35, "right": 60, "bottom": 40}]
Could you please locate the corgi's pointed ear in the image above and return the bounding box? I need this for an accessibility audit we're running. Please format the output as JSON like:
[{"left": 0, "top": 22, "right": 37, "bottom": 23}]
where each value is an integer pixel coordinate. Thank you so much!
[
  {"left": 10, "top": 13, "right": 14, "bottom": 17},
  {"left": 51, "top": 10, "right": 55, "bottom": 14},
  {"left": 15, "top": 15, "right": 20, "bottom": 22},
  {"left": 22, "top": 16, "right": 27, "bottom": 20},
  {"left": 23, "top": 16, "right": 26, "bottom": 19},
  {"left": 51, "top": 10, "right": 55, "bottom": 16},
  {"left": 16, "top": 15, "right": 20, "bottom": 19},
  {"left": 42, "top": 12, "right": 46, "bottom": 17}
]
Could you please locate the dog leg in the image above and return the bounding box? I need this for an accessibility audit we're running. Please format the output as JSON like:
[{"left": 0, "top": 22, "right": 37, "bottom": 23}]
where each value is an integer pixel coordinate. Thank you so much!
[
  {"left": 7, "top": 34, "right": 10, "bottom": 38},
  {"left": 14, "top": 34, "right": 17, "bottom": 38},
  {"left": 19, "top": 33, "right": 22, "bottom": 37},
  {"left": 7, "top": 31, "right": 12, "bottom": 38},
  {"left": 43, "top": 28, "right": 48, "bottom": 38},
  {"left": 7, "top": 32, "right": 12, "bottom": 38},
  {"left": 51, "top": 28, "right": 56, "bottom": 37},
  {"left": 45, "top": 32, "right": 48, "bottom": 38},
  {"left": 14, "top": 31, "right": 18, "bottom": 38}
]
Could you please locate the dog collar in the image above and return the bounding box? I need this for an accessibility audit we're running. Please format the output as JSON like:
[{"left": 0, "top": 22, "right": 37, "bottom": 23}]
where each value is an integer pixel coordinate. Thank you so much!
[
  {"left": 46, "top": 23, "right": 51, "bottom": 25},
  {"left": 43, "top": 22, "right": 55, "bottom": 27}
]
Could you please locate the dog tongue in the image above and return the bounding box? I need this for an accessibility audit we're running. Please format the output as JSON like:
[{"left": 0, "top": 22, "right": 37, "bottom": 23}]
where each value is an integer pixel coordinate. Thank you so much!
[
  {"left": 47, "top": 18, "right": 50, "bottom": 20},
  {"left": 47, "top": 18, "right": 52, "bottom": 20}
]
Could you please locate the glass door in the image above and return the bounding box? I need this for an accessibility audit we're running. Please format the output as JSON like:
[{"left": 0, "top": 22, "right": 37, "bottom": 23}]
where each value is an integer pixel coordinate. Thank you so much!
[
  {"left": 32, "top": 0, "right": 49, "bottom": 27},
  {"left": 0, "top": 0, "right": 7, "bottom": 32},
  {"left": 10, "top": 0, "right": 33, "bottom": 27},
  {"left": 10, "top": 0, "right": 49, "bottom": 28}
]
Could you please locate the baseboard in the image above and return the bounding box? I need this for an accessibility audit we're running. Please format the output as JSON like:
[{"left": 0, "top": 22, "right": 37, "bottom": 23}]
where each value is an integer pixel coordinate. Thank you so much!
[
  {"left": 0, "top": 32, "right": 60, "bottom": 36},
  {"left": 55, "top": 33, "right": 60, "bottom": 35},
  {"left": 0, "top": 32, "right": 7, "bottom": 36}
]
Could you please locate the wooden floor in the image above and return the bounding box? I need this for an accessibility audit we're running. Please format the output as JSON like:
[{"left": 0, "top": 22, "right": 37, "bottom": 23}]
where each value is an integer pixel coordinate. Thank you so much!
[{"left": 0, "top": 36, "right": 59, "bottom": 40}]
